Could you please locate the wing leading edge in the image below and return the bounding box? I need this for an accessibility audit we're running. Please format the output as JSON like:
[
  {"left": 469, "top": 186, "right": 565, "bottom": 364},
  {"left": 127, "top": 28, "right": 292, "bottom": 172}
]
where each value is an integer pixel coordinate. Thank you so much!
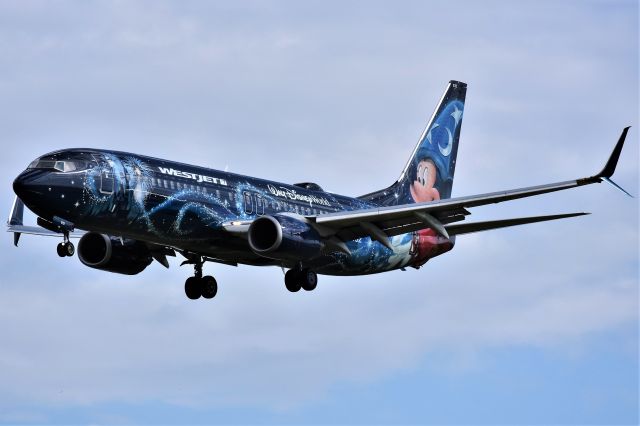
[{"left": 7, "top": 196, "right": 84, "bottom": 246}]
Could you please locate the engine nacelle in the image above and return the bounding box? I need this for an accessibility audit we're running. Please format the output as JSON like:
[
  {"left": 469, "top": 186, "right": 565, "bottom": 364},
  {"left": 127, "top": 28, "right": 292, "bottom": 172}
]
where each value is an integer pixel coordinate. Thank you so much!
[
  {"left": 78, "top": 232, "right": 152, "bottom": 275},
  {"left": 248, "top": 214, "right": 323, "bottom": 261}
]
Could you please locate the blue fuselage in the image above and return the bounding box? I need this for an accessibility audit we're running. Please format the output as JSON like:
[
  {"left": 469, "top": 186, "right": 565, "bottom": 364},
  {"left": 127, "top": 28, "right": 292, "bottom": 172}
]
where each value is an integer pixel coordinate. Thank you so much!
[{"left": 14, "top": 148, "right": 454, "bottom": 275}]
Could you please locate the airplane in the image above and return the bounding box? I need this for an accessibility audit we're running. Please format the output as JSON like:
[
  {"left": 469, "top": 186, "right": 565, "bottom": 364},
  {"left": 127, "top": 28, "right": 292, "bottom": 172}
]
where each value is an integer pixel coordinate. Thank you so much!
[{"left": 7, "top": 81, "right": 632, "bottom": 300}]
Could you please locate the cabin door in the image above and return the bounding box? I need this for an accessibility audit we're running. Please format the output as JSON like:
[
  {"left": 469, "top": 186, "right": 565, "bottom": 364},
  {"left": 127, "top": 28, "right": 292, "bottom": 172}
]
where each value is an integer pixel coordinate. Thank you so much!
[
  {"left": 243, "top": 191, "right": 253, "bottom": 215},
  {"left": 100, "top": 168, "right": 115, "bottom": 194}
]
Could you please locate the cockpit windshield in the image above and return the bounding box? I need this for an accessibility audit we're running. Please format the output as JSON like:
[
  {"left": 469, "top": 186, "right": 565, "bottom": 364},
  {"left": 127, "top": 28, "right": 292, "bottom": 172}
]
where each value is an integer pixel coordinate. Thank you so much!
[
  {"left": 28, "top": 159, "right": 90, "bottom": 172},
  {"left": 27, "top": 152, "right": 95, "bottom": 172}
]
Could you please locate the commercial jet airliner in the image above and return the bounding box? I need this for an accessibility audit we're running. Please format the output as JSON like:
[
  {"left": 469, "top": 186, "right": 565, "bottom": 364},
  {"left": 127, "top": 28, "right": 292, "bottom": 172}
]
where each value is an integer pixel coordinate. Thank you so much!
[{"left": 7, "top": 81, "right": 632, "bottom": 300}]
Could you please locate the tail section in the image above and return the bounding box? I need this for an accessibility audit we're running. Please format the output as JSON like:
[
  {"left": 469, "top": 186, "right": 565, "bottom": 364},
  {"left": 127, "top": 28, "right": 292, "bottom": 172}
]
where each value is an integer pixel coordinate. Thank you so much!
[
  {"left": 401, "top": 80, "right": 466, "bottom": 201},
  {"left": 361, "top": 80, "right": 466, "bottom": 206}
]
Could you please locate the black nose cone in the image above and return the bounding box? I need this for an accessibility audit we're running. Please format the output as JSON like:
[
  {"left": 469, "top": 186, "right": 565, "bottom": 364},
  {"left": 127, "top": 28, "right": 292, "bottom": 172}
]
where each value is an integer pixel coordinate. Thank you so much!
[
  {"left": 13, "top": 171, "right": 28, "bottom": 198},
  {"left": 13, "top": 169, "right": 43, "bottom": 203}
]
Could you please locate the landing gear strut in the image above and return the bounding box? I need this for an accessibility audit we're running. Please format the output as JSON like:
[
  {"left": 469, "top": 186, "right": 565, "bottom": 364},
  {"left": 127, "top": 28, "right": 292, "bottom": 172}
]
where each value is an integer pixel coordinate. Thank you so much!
[
  {"left": 56, "top": 232, "right": 75, "bottom": 257},
  {"left": 182, "top": 256, "right": 217, "bottom": 300},
  {"left": 285, "top": 266, "right": 318, "bottom": 292}
]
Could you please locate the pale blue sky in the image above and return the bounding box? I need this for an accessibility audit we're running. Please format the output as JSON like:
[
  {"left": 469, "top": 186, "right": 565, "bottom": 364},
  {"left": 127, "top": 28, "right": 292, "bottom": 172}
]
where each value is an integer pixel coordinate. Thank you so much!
[{"left": 0, "top": 1, "right": 638, "bottom": 424}]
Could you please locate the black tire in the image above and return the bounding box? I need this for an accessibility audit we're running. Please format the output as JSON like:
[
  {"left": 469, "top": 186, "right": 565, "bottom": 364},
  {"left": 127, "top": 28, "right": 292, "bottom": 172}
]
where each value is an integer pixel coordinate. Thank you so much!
[
  {"left": 185, "top": 277, "right": 202, "bottom": 300},
  {"left": 65, "top": 242, "right": 75, "bottom": 257},
  {"left": 56, "top": 243, "right": 66, "bottom": 257},
  {"left": 300, "top": 268, "right": 318, "bottom": 291},
  {"left": 284, "top": 269, "right": 302, "bottom": 292},
  {"left": 201, "top": 275, "right": 218, "bottom": 299}
]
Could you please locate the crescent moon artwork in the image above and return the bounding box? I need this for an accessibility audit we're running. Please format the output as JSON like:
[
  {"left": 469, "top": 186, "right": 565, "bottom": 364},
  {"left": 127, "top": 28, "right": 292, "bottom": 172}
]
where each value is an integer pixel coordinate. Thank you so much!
[{"left": 439, "top": 127, "right": 453, "bottom": 156}]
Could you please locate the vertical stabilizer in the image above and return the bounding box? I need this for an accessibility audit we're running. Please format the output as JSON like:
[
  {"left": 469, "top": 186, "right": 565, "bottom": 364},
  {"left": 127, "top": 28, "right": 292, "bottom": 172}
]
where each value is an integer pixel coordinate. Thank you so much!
[{"left": 360, "top": 81, "right": 466, "bottom": 206}]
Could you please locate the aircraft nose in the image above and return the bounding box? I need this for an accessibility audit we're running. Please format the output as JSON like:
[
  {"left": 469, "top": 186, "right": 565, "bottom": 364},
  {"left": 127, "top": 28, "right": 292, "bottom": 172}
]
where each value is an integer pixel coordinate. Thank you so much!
[
  {"left": 13, "top": 171, "right": 28, "bottom": 197},
  {"left": 13, "top": 169, "right": 44, "bottom": 201}
]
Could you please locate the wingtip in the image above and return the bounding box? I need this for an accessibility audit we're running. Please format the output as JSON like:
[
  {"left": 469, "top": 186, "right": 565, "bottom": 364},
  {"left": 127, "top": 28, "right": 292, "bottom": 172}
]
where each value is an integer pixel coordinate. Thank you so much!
[
  {"left": 602, "top": 177, "right": 634, "bottom": 197},
  {"left": 598, "top": 127, "right": 630, "bottom": 179}
]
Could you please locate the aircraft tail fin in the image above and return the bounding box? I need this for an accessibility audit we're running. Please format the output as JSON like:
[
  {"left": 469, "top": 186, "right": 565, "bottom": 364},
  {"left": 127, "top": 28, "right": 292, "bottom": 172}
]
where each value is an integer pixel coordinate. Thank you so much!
[{"left": 360, "top": 80, "right": 467, "bottom": 206}]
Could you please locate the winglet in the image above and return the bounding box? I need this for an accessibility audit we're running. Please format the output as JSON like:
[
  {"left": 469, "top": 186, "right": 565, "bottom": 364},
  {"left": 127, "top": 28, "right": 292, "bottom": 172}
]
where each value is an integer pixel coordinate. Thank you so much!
[
  {"left": 8, "top": 196, "right": 24, "bottom": 226},
  {"left": 595, "top": 127, "right": 632, "bottom": 197},
  {"left": 598, "top": 126, "right": 630, "bottom": 179},
  {"left": 602, "top": 177, "right": 634, "bottom": 198},
  {"left": 8, "top": 196, "right": 25, "bottom": 246}
]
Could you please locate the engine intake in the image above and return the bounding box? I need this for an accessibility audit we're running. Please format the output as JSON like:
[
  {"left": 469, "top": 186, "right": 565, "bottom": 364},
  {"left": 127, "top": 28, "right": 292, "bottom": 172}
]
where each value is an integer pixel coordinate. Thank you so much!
[
  {"left": 248, "top": 215, "right": 323, "bottom": 261},
  {"left": 78, "top": 232, "right": 152, "bottom": 275}
]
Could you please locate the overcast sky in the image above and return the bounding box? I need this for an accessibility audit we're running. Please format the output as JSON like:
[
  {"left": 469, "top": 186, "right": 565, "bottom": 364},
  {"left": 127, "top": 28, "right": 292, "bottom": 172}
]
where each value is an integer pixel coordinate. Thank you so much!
[{"left": 0, "top": 1, "right": 638, "bottom": 424}]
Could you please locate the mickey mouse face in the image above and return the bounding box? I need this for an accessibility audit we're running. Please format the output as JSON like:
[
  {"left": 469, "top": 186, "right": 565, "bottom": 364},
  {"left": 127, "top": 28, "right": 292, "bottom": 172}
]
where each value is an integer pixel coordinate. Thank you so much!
[
  {"left": 416, "top": 159, "right": 436, "bottom": 188},
  {"left": 410, "top": 158, "right": 440, "bottom": 203}
]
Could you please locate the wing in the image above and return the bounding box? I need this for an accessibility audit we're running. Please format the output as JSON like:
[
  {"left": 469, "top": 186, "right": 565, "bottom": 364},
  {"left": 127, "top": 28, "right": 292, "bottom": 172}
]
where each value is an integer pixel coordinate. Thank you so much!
[
  {"left": 6, "top": 196, "right": 84, "bottom": 246},
  {"left": 223, "top": 127, "right": 630, "bottom": 250},
  {"left": 6, "top": 196, "right": 178, "bottom": 270},
  {"left": 307, "top": 127, "right": 631, "bottom": 246}
]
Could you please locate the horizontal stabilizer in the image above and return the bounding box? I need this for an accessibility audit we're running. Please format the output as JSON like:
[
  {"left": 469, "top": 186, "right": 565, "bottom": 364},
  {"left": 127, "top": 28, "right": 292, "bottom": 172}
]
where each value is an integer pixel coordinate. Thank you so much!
[{"left": 445, "top": 212, "right": 589, "bottom": 236}]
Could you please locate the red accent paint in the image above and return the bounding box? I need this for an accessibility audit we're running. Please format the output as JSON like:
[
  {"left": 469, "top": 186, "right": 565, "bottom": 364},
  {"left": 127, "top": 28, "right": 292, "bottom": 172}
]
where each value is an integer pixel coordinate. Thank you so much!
[{"left": 409, "top": 228, "right": 454, "bottom": 268}]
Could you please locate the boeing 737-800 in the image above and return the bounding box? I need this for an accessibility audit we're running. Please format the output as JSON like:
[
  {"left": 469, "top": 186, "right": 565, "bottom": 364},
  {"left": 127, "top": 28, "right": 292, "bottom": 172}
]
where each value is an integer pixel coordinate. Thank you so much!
[{"left": 7, "top": 81, "right": 632, "bottom": 299}]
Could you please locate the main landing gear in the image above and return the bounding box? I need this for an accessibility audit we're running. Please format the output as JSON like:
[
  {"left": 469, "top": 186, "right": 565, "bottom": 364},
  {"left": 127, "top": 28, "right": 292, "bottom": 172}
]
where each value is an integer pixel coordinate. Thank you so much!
[
  {"left": 285, "top": 266, "right": 318, "bottom": 293},
  {"left": 182, "top": 256, "right": 218, "bottom": 300},
  {"left": 56, "top": 232, "right": 75, "bottom": 257}
]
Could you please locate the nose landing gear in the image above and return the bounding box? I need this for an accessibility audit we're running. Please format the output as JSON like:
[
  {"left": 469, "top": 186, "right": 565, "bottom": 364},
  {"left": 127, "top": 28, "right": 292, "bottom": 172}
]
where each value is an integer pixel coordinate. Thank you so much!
[{"left": 182, "top": 256, "right": 218, "bottom": 300}]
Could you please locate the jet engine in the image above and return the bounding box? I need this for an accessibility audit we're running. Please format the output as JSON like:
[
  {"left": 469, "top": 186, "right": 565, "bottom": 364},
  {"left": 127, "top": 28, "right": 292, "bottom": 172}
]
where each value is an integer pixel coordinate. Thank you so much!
[
  {"left": 248, "top": 214, "right": 323, "bottom": 261},
  {"left": 77, "top": 232, "right": 152, "bottom": 275}
]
